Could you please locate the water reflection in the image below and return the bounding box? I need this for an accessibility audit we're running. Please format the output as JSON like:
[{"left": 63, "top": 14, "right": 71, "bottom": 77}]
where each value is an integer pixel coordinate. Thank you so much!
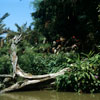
[{"left": 0, "top": 90, "right": 100, "bottom": 100}]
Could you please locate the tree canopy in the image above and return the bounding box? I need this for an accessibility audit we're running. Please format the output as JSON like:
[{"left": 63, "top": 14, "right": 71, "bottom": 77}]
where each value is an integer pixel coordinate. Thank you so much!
[{"left": 32, "top": 0, "right": 100, "bottom": 51}]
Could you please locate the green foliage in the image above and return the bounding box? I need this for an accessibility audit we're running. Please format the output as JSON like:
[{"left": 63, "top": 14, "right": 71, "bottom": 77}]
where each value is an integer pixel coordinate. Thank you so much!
[
  {"left": 18, "top": 42, "right": 77, "bottom": 75},
  {"left": 1, "top": 36, "right": 100, "bottom": 93},
  {"left": 18, "top": 47, "right": 66, "bottom": 74},
  {"left": 0, "top": 13, "right": 9, "bottom": 23},
  {"left": 32, "top": 0, "right": 100, "bottom": 51},
  {"left": 0, "top": 43, "right": 12, "bottom": 74},
  {"left": 0, "top": 44, "right": 10, "bottom": 56},
  {"left": 0, "top": 0, "right": 100, "bottom": 93},
  {"left": 0, "top": 13, "right": 9, "bottom": 34},
  {"left": 0, "top": 55, "right": 12, "bottom": 74},
  {"left": 56, "top": 53, "right": 100, "bottom": 93},
  {"left": 18, "top": 46, "right": 47, "bottom": 75}
]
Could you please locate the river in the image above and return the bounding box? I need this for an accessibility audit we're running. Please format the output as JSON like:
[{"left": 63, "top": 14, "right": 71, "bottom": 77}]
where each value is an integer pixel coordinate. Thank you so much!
[{"left": 0, "top": 90, "right": 100, "bottom": 100}]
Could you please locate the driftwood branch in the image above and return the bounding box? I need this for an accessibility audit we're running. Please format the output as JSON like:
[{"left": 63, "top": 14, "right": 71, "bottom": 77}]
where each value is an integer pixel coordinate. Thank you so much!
[
  {"left": 0, "top": 34, "right": 71, "bottom": 93},
  {"left": 0, "top": 75, "right": 13, "bottom": 78},
  {"left": 11, "top": 34, "right": 22, "bottom": 78},
  {"left": 0, "top": 68, "right": 70, "bottom": 93}
]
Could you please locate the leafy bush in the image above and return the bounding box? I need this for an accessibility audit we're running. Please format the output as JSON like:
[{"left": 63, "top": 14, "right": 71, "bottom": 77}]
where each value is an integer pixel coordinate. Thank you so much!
[
  {"left": 0, "top": 44, "right": 10, "bottom": 56},
  {"left": 1, "top": 40, "right": 100, "bottom": 93},
  {"left": 18, "top": 47, "right": 47, "bottom": 75},
  {"left": 18, "top": 47, "right": 78, "bottom": 75},
  {"left": 0, "top": 55, "right": 12, "bottom": 74},
  {"left": 56, "top": 53, "right": 100, "bottom": 93}
]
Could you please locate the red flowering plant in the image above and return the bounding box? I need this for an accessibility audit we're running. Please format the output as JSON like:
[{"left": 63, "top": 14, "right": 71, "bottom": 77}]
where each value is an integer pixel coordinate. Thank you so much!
[
  {"left": 72, "top": 36, "right": 79, "bottom": 42},
  {"left": 71, "top": 36, "right": 80, "bottom": 49}
]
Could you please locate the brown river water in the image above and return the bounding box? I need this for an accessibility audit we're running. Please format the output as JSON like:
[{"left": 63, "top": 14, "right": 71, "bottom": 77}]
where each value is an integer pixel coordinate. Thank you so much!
[{"left": 0, "top": 90, "right": 100, "bottom": 100}]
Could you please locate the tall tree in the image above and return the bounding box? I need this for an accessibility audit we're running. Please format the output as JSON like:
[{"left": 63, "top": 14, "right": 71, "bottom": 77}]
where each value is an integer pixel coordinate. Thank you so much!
[{"left": 32, "top": 0, "right": 100, "bottom": 51}]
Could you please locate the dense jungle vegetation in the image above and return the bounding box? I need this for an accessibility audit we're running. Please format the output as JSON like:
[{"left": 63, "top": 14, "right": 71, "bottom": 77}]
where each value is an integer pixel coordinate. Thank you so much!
[{"left": 0, "top": 0, "right": 100, "bottom": 93}]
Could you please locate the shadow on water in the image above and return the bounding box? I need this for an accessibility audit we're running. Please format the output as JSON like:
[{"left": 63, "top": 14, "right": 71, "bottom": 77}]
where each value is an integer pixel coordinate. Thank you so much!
[{"left": 0, "top": 90, "right": 100, "bottom": 100}]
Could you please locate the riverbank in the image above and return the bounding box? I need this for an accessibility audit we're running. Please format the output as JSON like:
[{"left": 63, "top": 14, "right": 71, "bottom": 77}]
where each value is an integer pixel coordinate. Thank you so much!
[{"left": 0, "top": 49, "right": 100, "bottom": 93}]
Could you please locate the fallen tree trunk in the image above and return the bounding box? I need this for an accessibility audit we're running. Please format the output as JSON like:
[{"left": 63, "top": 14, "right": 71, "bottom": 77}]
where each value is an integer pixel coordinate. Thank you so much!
[
  {"left": 0, "top": 35, "right": 71, "bottom": 93},
  {"left": 0, "top": 75, "right": 13, "bottom": 78},
  {"left": 0, "top": 67, "right": 70, "bottom": 93},
  {"left": 16, "top": 65, "right": 70, "bottom": 79}
]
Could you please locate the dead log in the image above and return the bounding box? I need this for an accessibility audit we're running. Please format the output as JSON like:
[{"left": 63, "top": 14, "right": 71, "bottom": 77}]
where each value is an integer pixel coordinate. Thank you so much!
[
  {"left": 0, "top": 34, "right": 71, "bottom": 93},
  {"left": 0, "top": 68, "right": 70, "bottom": 93},
  {"left": 16, "top": 65, "right": 71, "bottom": 79},
  {"left": 0, "top": 75, "right": 13, "bottom": 78},
  {"left": 10, "top": 34, "right": 22, "bottom": 78}
]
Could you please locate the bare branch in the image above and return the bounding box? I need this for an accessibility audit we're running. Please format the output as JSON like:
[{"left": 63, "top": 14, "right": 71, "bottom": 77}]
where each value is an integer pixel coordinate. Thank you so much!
[{"left": 0, "top": 75, "right": 13, "bottom": 78}]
